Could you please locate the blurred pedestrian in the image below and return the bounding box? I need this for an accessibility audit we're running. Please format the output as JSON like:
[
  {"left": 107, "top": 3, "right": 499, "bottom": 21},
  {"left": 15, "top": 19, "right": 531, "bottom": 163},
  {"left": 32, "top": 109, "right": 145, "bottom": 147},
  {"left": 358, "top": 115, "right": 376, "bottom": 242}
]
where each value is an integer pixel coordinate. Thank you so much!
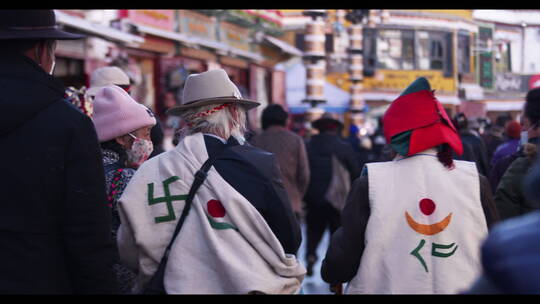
[
  {"left": 86, "top": 66, "right": 131, "bottom": 102},
  {"left": 369, "top": 117, "right": 387, "bottom": 162},
  {"left": 86, "top": 66, "right": 165, "bottom": 159},
  {"left": 92, "top": 85, "right": 156, "bottom": 293},
  {"left": 347, "top": 124, "right": 371, "bottom": 169},
  {"left": 467, "top": 149, "right": 540, "bottom": 294},
  {"left": 0, "top": 10, "right": 118, "bottom": 294},
  {"left": 453, "top": 113, "right": 490, "bottom": 176},
  {"left": 149, "top": 119, "right": 165, "bottom": 158},
  {"left": 490, "top": 120, "right": 521, "bottom": 167},
  {"left": 493, "top": 92, "right": 540, "bottom": 221},
  {"left": 303, "top": 115, "right": 361, "bottom": 277},
  {"left": 482, "top": 115, "right": 511, "bottom": 166},
  {"left": 321, "top": 77, "right": 499, "bottom": 294},
  {"left": 65, "top": 85, "right": 93, "bottom": 117},
  {"left": 250, "top": 104, "right": 310, "bottom": 221},
  {"left": 117, "top": 69, "right": 305, "bottom": 294}
]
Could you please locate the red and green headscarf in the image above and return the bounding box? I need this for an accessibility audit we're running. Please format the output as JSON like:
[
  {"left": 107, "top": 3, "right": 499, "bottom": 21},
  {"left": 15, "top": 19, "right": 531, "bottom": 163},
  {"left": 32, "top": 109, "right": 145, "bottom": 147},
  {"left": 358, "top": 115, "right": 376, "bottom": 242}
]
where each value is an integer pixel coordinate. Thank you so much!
[{"left": 383, "top": 77, "right": 463, "bottom": 157}]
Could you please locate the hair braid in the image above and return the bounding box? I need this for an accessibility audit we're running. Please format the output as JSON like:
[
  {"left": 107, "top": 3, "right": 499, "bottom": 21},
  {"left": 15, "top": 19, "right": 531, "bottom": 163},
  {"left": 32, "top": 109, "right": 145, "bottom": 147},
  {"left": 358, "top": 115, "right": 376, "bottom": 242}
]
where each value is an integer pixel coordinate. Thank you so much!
[{"left": 437, "top": 143, "right": 455, "bottom": 170}]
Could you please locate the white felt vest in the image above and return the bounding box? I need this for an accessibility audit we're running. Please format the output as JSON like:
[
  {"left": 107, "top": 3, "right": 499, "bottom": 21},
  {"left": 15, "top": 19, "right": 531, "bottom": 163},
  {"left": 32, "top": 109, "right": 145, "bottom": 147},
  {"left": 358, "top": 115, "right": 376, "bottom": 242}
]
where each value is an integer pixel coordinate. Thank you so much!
[{"left": 346, "top": 151, "right": 488, "bottom": 294}]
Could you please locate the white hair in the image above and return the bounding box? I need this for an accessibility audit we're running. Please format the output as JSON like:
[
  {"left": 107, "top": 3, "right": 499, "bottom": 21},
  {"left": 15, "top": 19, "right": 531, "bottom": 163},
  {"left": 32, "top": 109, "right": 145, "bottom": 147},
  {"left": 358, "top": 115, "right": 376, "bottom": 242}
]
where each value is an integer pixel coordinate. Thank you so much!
[{"left": 177, "top": 103, "right": 247, "bottom": 144}]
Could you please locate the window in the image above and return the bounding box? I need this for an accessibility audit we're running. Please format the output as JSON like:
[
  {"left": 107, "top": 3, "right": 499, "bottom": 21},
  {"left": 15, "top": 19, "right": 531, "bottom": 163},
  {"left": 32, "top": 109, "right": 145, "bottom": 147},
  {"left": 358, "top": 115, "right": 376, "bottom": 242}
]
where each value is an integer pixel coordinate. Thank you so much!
[
  {"left": 430, "top": 39, "right": 444, "bottom": 69},
  {"left": 376, "top": 29, "right": 414, "bottom": 70},
  {"left": 458, "top": 32, "right": 471, "bottom": 74},
  {"left": 415, "top": 30, "right": 453, "bottom": 76},
  {"left": 417, "top": 31, "right": 447, "bottom": 71},
  {"left": 365, "top": 28, "right": 454, "bottom": 75},
  {"left": 494, "top": 41, "right": 512, "bottom": 73}
]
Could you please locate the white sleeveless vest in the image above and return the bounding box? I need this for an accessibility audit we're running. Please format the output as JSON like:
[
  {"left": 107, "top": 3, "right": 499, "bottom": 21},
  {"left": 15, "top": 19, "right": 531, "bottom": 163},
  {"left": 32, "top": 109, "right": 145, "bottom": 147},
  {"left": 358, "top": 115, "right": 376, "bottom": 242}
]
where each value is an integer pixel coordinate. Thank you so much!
[{"left": 346, "top": 151, "right": 488, "bottom": 294}]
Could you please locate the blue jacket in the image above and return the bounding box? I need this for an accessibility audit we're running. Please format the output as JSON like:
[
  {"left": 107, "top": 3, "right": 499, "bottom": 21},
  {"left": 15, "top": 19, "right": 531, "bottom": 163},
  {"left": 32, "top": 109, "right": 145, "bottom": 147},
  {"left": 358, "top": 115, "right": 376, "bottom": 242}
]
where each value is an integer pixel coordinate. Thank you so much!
[{"left": 469, "top": 211, "right": 540, "bottom": 294}]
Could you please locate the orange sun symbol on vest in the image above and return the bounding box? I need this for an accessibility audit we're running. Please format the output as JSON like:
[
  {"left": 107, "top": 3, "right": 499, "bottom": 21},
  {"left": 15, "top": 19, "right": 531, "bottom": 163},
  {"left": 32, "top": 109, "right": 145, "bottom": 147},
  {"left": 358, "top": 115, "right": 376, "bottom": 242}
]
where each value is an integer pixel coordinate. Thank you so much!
[{"left": 405, "top": 198, "right": 452, "bottom": 236}]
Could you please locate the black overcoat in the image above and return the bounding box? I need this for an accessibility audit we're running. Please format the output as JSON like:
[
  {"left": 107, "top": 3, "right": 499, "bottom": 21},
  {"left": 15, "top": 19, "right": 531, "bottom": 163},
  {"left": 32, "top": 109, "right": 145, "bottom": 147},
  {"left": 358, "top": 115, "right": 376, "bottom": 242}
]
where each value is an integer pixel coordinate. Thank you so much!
[{"left": 0, "top": 54, "right": 118, "bottom": 294}]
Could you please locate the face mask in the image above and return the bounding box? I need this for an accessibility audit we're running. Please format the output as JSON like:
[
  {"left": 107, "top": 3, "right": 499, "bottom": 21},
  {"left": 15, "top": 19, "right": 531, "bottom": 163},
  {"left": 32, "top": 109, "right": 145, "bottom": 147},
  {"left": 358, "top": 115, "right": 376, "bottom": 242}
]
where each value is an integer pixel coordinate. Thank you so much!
[
  {"left": 35, "top": 43, "right": 56, "bottom": 75},
  {"left": 126, "top": 133, "right": 153, "bottom": 168},
  {"left": 48, "top": 58, "right": 56, "bottom": 75}
]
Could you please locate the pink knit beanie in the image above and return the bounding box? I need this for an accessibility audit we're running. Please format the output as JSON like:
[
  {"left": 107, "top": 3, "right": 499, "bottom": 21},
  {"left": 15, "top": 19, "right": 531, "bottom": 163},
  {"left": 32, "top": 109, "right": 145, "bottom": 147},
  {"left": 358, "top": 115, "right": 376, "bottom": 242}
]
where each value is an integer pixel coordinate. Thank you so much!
[{"left": 92, "top": 85, "right": 156, "bottom": 142}]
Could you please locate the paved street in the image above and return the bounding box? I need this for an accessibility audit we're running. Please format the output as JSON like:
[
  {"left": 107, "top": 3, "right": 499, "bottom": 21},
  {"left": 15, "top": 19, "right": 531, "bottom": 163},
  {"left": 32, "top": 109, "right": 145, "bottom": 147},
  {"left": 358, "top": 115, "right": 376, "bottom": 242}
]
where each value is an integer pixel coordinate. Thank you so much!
[{"left": 298, "top": 223, "right": 333, "bottom": 294}]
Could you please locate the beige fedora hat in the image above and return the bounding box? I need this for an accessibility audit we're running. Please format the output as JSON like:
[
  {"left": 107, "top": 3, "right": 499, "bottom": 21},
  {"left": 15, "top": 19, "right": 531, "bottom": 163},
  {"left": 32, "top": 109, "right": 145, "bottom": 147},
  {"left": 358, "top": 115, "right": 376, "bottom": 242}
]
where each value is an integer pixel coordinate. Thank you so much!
[
  {"left": 166, "top": 69, "right": 260, "bottom": 116},
  {"left": 86, "top": 66, "right": 131, "bottom": 97}
]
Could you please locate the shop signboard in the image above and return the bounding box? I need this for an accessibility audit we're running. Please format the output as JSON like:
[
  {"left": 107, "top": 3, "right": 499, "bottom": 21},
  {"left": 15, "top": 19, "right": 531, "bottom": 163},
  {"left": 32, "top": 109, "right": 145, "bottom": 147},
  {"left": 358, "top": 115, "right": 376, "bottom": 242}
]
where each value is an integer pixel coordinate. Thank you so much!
[
  {"left": 178, "top": 10, "right": 216, "bottom": 40},
  {"left": 363, "top": 70, "right": 456, "bottom": 94},
  {"left": 495, "top": 73, "right": 529, "bottom": 92},
  {"left": 219, "top": 21, "right": 251, "bottom": 52},
  {"left": 125, "top": 10, "right": 175, "bottom": 31}
]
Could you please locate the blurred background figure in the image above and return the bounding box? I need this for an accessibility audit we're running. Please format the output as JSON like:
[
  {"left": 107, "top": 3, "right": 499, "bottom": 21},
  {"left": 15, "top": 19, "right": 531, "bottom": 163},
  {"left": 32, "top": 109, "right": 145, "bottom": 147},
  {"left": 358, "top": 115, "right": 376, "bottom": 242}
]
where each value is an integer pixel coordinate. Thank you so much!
[
  {"left": 490, "top": 120, "right": 521, "bottom": 167},
  {"left": 149, "top": 119, "right": 165, "bottom": 158},
  {"left": 369, "top": 117, "right": 387, "bottom": 162},
  {"left": 453, "top": 113, "right": 490, "bottom": 176},
  {"left": 493, "top": 88, "right": 540, "bottom": 221},
  {"left": 249, "top": 104, "right": 311, "bottom": 221},
  {"left": 346, "top": 124, "right": 372, "bottom": 170},
  {"left": 86, "top": 66, "right": 132, "bottom": 101},
  {"left": 303, "top": 115, "right": 360, "bottom": 277},
  {"left": 481, "top": 118, "right": 505, "bottom": 167},
  {"left": 64, "top": 85, "right": 93, "bottom": 117}
]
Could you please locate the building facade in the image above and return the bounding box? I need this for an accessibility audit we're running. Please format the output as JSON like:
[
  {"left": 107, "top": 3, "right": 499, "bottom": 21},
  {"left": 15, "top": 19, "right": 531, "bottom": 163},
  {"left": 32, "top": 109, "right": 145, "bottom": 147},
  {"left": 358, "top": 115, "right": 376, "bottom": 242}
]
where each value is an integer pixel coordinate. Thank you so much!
[{"left": 53, "top": 9, "right": 301, "bottom": 131}]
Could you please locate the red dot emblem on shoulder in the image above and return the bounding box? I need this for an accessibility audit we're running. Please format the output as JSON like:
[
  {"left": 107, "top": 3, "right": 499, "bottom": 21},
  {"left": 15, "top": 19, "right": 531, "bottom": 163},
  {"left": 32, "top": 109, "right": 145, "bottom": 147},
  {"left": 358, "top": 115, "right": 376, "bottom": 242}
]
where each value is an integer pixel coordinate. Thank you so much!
[{"left": 207, "top": 199, "right": 226, "bottom": 218}]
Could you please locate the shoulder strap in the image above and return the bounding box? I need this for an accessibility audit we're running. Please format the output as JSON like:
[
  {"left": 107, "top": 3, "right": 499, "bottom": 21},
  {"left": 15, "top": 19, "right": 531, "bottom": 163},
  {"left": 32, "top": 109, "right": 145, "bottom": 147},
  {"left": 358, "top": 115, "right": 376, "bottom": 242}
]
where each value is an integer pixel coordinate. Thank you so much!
[
  {"left": 143, "top": 142, "right": 232, "bottom": 294},
  {"left": 160, "top": 144, "right": 229, "bottom": 260}
]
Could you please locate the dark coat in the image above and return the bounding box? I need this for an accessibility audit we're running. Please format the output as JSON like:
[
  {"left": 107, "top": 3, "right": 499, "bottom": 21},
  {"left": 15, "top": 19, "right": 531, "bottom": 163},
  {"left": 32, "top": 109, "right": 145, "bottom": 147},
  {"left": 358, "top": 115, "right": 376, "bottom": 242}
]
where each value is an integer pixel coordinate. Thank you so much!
[
  {"left": 460, "top": 131, "right": 490, "bottom": 176},
  {"left": 489, "top": 137, "right": 540, "bottom": 194},
  {"left": 321, "top": 171, "right": 499, "bottom": 285},
  {"left": 304, "top": 133, "right": 361, "bottom": 206},
  {"left": 494, "top": 143, "right": 538, "bottom": 221},
  {"left": 0, "top": 54, "right": 118, "bottom": 294},
  {"left": 204, "top": 135, "right": 302, "bottom": 255},
  {"left": 249, "top": 126, "right": 310, "bottom": 217}
]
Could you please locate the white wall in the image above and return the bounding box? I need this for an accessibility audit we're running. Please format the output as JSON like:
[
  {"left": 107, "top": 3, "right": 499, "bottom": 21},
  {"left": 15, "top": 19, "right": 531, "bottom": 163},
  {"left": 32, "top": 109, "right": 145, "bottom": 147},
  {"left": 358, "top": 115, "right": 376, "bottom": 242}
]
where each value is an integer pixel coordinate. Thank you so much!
[
  {"left": 523, "top": 27, "right": 540, "bottom": 74},
  {"left": 476, "top": 9, "right": 540, "bottom": 75}
]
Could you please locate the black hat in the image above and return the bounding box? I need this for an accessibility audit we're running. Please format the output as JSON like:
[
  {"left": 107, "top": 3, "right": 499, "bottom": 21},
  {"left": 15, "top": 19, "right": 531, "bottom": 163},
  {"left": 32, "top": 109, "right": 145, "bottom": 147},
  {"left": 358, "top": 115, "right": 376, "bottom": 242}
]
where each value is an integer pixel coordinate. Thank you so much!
[
  {"left": 0, "top": 10, "right": 84, "bottom": 40},
  {"left": 262, "top": 104, "right": 288, "bottom": 128},
  {"left": 312, "top": 117, "right": 344, "bottom": 132}
]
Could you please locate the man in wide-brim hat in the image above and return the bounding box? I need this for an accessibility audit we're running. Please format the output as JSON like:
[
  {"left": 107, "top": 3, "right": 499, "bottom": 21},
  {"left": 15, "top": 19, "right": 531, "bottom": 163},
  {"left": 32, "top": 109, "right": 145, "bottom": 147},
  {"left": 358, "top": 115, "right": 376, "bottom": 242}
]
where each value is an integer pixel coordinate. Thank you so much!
[
  {"left": 311, "top": 116, "right": 344, "bottom": 133},
  {"left": 0, "top": 10, "right": 118, "bottom": 294},
  {"left": 117, "top": 69, "right": 306, "bottom": 294},
  {"left": 320, "top": 77, "right": 500, "bottom": 294},
  {"left": 303, "top": 113, "right": 360, "bottom": 277}
]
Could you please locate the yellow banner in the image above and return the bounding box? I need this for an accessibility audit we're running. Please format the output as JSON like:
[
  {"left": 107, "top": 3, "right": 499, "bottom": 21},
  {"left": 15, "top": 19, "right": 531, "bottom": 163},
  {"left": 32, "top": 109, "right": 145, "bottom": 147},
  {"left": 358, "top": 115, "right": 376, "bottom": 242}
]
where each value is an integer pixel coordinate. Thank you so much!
[
  {"left": 363, "top": 70, "right": 456, "bottom": 94},
  {"left": 405, "top": 9, "right": 473, "bottom": 20}
]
